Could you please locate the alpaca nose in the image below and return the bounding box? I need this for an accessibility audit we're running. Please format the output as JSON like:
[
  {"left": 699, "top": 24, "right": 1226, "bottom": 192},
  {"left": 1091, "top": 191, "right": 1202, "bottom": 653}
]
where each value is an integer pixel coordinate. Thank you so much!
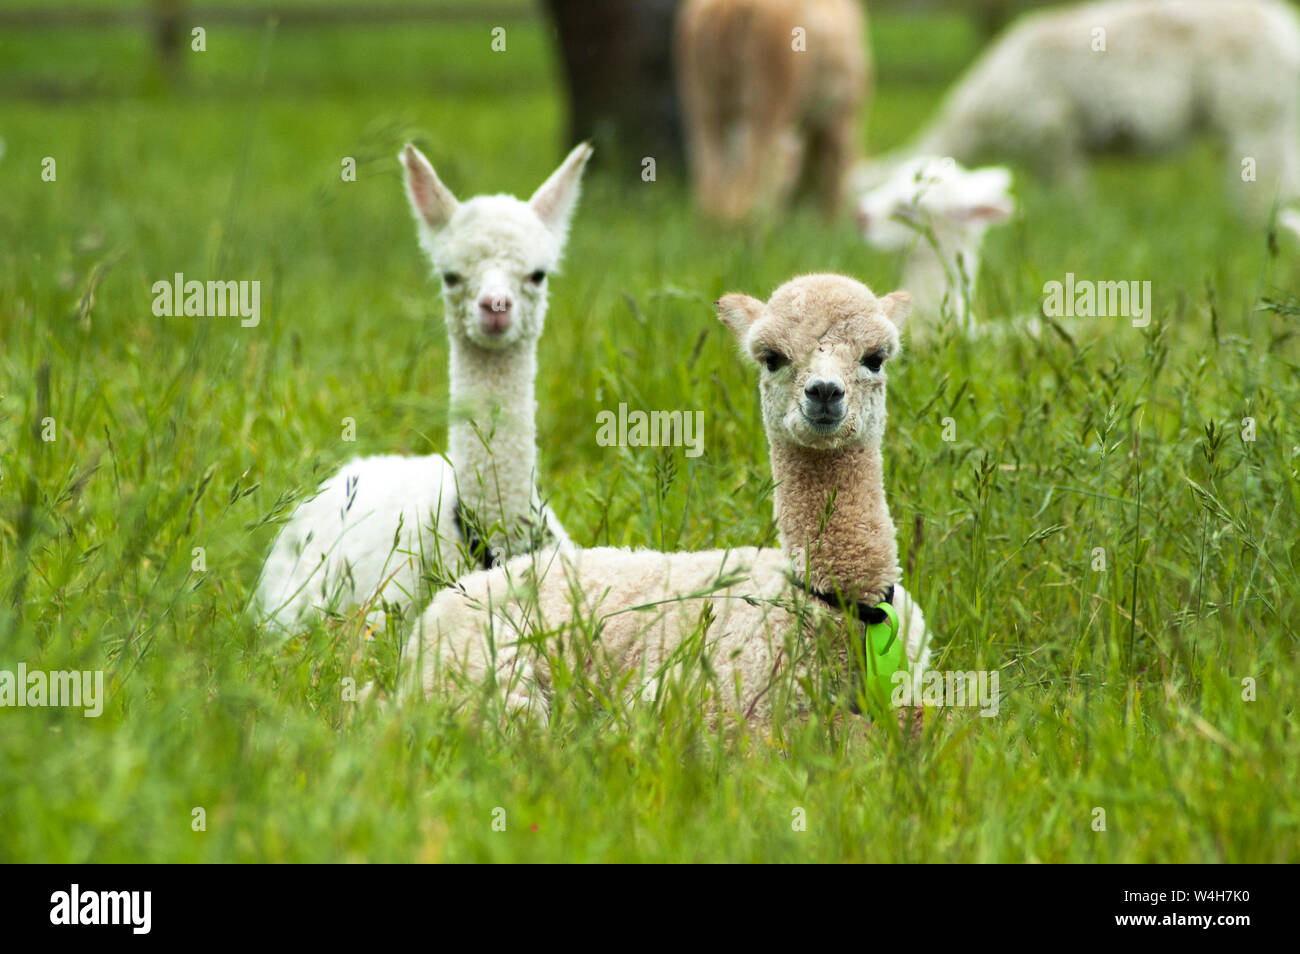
[
  {"left": 805, "top": 379, "right": 845, "bottom": 405},
  {"left": 477, "top": 293, "right": 513, "bottom": 334},
  {"left": 478, "top": 293, "right": 512, "bottom": 315}
]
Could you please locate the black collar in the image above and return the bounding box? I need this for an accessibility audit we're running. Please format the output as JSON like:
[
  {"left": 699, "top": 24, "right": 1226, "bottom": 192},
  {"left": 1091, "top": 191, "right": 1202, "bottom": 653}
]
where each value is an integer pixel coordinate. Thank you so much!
[
  {"left": 789, "top": 578, "right": 898, "bottom": 718},
  {"left": 791, "top": 579, "right": 895, "bottom": 625},
  {"left": 452, "top": 497, "right": 496, "bottom": 571}
]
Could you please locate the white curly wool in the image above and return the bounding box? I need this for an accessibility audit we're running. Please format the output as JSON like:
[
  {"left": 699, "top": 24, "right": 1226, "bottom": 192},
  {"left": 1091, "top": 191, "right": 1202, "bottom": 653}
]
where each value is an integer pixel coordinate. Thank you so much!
[
  {"left": 893, "top": 0, "right": 1300, "bottom": 210},
  {"left": 254, "top": 143, "right": 592, "bottom": 634},
  {"left": 856, "top": 156, "right": 1014, "bottom": 330},
  {"left": 396, "top": 275, "right": 934, "bottom": 726}
]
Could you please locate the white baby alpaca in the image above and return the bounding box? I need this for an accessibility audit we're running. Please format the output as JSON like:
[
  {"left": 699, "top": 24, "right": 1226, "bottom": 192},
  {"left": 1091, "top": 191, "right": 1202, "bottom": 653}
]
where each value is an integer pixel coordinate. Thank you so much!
[
  {"left": 254, "top": 143, "right": 592, "bottom": 634},
  {"left": 857, "top": 156, "right": 1014, "bottom": 332}
]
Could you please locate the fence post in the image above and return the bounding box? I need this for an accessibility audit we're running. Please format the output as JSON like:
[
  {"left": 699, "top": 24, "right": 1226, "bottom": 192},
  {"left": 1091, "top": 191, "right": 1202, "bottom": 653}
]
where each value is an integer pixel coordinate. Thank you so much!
[{"left": 154, "top": 0, "right": 184, "bottom": 76}]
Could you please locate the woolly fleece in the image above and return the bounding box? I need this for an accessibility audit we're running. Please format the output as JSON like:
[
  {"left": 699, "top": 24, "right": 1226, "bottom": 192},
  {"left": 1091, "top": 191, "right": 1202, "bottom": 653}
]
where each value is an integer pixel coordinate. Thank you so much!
[{"left": 398, "top": 274, "right": 933, "bottom": 725}]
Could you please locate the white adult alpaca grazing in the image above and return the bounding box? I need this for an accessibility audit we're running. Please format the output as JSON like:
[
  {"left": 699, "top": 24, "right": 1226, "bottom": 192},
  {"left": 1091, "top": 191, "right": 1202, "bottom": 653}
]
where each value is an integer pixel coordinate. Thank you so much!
[
  {"left": 882, "top": 0, "right": 1300, "bottom": 213},
  {"left": 255, "top": 142, "right": 592, "bottom": 633},
  {"left": 856, "top": 156, "right": 1014, "bottom": 332},
  {"left": 396, "top": 274, "right": 933, "bottom": 727}
]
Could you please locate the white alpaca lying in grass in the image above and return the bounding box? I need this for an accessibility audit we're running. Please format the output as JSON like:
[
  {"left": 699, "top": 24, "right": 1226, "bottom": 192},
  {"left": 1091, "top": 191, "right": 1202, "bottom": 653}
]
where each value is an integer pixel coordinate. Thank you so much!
[
  {"left": 856, "top": 156, "right": 1014, "bottom": 333},
  {"left": 885, "top": 0, "right": 1300, "bottom": 214},
  {"left": 254, "top": 143, "right": 592, "bottom": 634},
  {"left": 393, "top": 274, "right": 932, "bottom": 727}
]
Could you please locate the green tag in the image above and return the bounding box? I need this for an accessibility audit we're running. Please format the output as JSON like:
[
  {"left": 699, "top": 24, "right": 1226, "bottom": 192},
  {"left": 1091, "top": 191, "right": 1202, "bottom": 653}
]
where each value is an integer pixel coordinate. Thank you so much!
[{"left": 862, "top": 602, "right": 905, "bottom": 702}]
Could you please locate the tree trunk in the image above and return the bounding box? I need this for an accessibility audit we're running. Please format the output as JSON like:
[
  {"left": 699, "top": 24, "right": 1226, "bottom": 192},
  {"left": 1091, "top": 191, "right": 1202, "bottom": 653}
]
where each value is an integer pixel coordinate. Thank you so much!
[
  {"left": 154, "top": 0, "right": 184, "bottom": 77},
  {"left": 541, "top": 0, "right": 684, "bottom": 174}
]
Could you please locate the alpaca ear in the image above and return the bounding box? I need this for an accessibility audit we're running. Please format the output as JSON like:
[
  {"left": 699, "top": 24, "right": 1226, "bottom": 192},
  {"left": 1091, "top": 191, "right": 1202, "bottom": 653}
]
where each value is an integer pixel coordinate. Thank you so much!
[
  {"left": 880, "top": 290, "right": 912, "bottom": 327},
  {"left": 715, "top": 294, "right": 765, "bottom": 337},
  {"left": 960, "top": 167, "right": 1014, "bottom": 223},
  {"left": 530, "top": 142, "right": 593, "bottom": 239},
  {"left": 401, "top": 144, "right": 459, "bottom": 231}
]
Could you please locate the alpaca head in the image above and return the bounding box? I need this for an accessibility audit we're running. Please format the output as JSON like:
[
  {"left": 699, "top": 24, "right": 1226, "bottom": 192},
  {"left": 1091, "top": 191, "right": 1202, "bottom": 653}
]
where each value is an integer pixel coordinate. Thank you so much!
[
  {"left": 716, "top": 274, "right": 911, "bottom": 452},
  {"left": 401, "top": 142, "right": 593, "bottom": 349},
  {"left": 856, "top": 156, "right": 1013, "bottom": 250}
]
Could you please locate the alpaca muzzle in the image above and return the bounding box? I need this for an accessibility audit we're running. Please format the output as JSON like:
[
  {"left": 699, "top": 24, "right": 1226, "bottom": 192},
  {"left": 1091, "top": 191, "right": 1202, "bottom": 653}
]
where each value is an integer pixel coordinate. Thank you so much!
[
  {"left": 802, "top": 377, "right": 847, "bottom": 431},
  {"left": 477, "top": 293, "right": 513, "bottom": 334}
]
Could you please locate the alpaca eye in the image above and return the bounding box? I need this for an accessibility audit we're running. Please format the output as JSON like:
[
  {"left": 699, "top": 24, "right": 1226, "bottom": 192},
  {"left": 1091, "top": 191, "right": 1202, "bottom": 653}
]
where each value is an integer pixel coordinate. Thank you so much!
[
  {"left": 529, "top": 270, "right": 547, "bottom": 284},
  {"left": 861, "top": 352, "right": 885, "bottom": 372},
  {"left": 442, "top": 272, "right": 462, "bottom": 287},
  {"left": 762, "top": 351, "right": 789, "bottom": 373}
]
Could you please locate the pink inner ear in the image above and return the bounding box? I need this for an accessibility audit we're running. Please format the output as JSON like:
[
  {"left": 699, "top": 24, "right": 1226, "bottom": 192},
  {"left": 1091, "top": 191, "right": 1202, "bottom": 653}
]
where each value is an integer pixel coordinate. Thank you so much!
[
  {"left": 404, "top": 156, "right": 430, "bottom": 196},
  {"left": 409, "top": 176, "right": 431, "bottom": 207}
]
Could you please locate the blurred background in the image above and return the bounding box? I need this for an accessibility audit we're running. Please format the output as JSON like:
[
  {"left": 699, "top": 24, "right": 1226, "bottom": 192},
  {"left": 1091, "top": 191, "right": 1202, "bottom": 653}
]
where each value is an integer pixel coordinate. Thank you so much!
[
  {"left": 0, "top": 0, "right": 1032, "bottom": 170},
  {"left": 2, "top": 1, "right": 1297, "bottom": 863}
]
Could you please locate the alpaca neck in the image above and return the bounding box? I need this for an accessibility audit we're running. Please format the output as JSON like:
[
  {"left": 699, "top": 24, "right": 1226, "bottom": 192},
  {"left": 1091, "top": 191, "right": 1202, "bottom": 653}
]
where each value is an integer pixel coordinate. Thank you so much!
[
  {"left": 768, "top": 440, "right": 899, "bottom": 605},
  {"left": 446, "top": 337, "right": 541, "bottom": 553}
]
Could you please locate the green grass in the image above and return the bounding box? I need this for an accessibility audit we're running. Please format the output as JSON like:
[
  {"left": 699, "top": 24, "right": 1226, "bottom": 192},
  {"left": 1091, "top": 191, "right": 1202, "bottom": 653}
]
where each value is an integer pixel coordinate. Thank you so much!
[{"left": 2, "top": 8, "right": 1298, "bottom": 862}]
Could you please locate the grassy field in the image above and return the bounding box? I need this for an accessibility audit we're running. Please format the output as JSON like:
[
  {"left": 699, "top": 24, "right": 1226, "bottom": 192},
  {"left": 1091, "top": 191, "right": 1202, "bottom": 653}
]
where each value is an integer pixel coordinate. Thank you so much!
[{"left": 1, "top": 5, "right": 1298, "bottom": 863}]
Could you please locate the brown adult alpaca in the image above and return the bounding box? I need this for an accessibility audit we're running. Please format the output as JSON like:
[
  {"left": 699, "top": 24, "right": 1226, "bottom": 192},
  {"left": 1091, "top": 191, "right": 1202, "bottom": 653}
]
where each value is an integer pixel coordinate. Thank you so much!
[{"left": 676, "top": 0, "right": 869, "bottom": 221}]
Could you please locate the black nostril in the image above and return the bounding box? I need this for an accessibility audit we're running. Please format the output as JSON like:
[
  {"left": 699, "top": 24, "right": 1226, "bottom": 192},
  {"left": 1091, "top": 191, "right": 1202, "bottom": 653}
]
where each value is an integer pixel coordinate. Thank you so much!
[{"left": 805, "top": 380, "right": 845, "bottom": 404}]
